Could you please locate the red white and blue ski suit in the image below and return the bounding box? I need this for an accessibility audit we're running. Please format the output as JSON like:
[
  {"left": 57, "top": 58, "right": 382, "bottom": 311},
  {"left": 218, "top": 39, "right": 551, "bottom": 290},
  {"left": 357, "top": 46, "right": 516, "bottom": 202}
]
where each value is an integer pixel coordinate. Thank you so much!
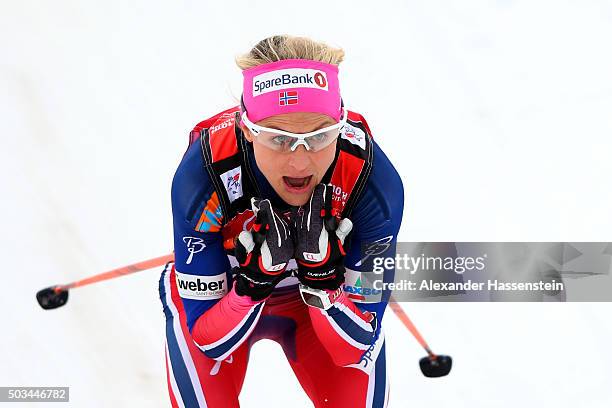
[{"left": 159, "top": 107, "right": 403, "bottom": 407}]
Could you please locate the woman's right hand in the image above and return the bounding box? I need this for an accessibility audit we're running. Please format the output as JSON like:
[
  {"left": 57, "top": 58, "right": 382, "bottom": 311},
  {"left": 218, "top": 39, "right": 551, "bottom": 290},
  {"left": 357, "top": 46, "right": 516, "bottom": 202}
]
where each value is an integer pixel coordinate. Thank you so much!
[{"left": 233, "top": 198, "right": 294, "bottom": 301}]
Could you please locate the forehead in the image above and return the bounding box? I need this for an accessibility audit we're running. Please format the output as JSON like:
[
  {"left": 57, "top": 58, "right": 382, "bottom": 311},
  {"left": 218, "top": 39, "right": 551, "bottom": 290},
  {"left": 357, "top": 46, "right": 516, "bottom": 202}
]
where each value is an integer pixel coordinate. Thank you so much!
[{"left": 256, "top": 112, "right": 336, "bottom": 130}]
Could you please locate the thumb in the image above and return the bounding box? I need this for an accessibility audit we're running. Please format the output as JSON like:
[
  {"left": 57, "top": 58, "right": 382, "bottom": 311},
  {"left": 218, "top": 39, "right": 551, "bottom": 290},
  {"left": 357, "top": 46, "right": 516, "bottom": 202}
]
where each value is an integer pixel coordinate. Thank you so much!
[
  {"left": 251, "top": 197, "right": 261, "bottom": 216},
  {"left": 237, "top": 231, "right": 256, "bottom": 253},
  {"left": 335, "top": 218, "right": 353, "bottom": 245}
]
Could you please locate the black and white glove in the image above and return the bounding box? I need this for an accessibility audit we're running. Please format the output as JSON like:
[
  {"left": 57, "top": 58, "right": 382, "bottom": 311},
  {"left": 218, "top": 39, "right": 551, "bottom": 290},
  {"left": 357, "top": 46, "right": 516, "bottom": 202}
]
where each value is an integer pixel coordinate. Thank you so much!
[
  {"left": 293, "top": 184, "right": 353, "bottom": 290},
  {"left": 234, "top": 198, "right": 293, "bottom": 301}
]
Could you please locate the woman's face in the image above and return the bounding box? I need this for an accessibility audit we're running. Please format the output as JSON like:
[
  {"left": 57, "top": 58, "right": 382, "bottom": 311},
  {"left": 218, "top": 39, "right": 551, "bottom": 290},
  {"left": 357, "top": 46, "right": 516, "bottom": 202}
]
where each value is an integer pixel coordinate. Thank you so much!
[{"left": 242, "top": 112, "right": 338, "bottom": 206}]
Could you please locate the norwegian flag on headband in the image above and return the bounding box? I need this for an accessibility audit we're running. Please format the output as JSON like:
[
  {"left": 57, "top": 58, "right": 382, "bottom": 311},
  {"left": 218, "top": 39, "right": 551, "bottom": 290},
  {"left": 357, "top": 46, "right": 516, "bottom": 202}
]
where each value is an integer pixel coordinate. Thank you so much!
[{"left": 279, "top": 91, "right": 299, "bottom": 106}]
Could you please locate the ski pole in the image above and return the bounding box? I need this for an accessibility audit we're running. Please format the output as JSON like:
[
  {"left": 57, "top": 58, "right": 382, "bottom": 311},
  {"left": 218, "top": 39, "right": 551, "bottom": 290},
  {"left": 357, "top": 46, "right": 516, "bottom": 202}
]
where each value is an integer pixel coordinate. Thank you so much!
[
  {"left": 389, "top": 298, "right": 436, "bottom": 357},
  {"left": 389, "top": 296, "right": 452, "bottom": 377},
  {"left": 36, "top": 253, "right": 453, "bottom": 377},
  {"left": 36, "top": 253, "right": 174, "bottom": 310}
]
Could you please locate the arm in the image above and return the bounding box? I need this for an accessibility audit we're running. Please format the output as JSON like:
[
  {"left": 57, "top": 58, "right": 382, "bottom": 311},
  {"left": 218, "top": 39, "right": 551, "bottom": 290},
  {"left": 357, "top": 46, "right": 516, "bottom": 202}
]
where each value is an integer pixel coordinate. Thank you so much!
[
  {"left": 305, "top": 141, "right": 404, "bottom": 367},
  {"left": 172, "top": 143, "right": 264, "bottom": 361}
]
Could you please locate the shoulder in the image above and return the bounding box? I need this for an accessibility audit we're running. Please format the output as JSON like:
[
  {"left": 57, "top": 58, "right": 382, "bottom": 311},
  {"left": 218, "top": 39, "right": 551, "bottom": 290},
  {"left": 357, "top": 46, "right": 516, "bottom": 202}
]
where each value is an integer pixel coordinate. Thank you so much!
[
  {"left": 341, "top": 110, "right": 403, "bottom": 209},
  {"left": 368, "top": 139, "right": 404, "bottom": 218},
  {"left": 171, "top": 141, "right": 217, "bottom": 229},
  {"left": 172, "top": 106, "right": 240, "bottom": 216},
  {"left": 172, "top": 107, "right": 237, "bottom": 230},
  {"left": 338, "top": 109, "right": 404, "bottom": 238},
  {"left": 350, "top": 139, "right": 404, "bottom": 240}
]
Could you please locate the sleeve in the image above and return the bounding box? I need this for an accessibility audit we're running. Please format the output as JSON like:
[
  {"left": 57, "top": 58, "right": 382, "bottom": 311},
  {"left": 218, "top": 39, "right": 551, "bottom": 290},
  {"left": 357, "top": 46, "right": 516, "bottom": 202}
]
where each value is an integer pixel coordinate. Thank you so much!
[
  {"left": 307, "top": 140, "right": 404, "bottom": 367},
  {"left": 172, "top": 141, "right": 264, "bottom": 361}
]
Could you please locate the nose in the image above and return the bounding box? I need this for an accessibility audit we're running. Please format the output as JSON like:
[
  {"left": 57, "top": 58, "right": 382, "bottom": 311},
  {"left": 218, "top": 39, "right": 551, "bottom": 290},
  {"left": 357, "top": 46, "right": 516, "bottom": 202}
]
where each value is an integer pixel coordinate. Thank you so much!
[{"left": 287, "top": 145, "right": 311, "bottom": 173}]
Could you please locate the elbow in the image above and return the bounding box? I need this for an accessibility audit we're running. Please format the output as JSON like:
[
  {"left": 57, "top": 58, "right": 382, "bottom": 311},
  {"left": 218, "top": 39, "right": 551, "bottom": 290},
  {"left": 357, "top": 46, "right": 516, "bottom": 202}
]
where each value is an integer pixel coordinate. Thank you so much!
[
  {"left": 195, "top": 341, "right": 226, "bottom": 361},
  {"left": 331, "top": 353, "right": 361, "bottom": 368},
  {"left": 328, "top": 344, "right": 371, "bottom": 367},
  {"left": 190, "top": 314, "right": 225, "bottom": 360},
  {"left": 191, "top": 325, "right": 227, "bottom": 361}
]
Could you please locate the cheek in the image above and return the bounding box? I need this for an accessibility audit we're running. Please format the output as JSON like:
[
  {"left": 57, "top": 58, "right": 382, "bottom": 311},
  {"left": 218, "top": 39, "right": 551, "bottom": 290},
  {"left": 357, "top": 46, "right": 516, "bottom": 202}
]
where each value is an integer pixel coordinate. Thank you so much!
[
  {"left": 252, "top": 144, "right": 283, "bottom": 179},
  {"left": 314, "top": 142, "right": 337, "bottom": 174}
]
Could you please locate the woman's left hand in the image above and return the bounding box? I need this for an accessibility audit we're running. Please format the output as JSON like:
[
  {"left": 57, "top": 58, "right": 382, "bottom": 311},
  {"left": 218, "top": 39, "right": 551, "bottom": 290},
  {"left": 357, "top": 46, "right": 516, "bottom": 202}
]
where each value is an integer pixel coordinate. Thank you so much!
[{"left": 292, "top": 184, "right": 353, "bottom": 290}]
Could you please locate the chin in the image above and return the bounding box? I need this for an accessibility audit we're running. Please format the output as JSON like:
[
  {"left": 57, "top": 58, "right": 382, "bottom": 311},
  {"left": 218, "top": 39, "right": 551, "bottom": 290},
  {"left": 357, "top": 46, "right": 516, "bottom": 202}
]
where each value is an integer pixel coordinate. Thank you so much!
[
  {"left": 276, "top": 183, "right": 315, "bottom": 207},
  {"left": 278, "top": 191, "right": 310, "bottom": 207}
]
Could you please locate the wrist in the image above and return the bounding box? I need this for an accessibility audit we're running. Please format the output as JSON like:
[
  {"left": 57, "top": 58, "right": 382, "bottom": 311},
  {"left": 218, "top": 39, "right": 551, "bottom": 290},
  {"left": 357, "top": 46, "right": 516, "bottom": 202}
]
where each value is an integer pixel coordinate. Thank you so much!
[
  {"left": 228, "top": 283, "right": 265, "bottom": 306},
  {"left": 298, "top": 284, "right": 343, "bottom": 310},
  {"left": 297, "top": 264, "right": 345, "bottom": 291},
  {"left": 233, "top": 267, "right": 275, "bottom": 302}
]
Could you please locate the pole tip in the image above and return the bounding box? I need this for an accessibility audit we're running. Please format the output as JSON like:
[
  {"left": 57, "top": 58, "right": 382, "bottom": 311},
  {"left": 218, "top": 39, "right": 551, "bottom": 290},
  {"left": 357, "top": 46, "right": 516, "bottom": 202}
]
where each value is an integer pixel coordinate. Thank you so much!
[
  {"left": 419, "top": 354, "right": 452, "bottom": 377},
  {"left": 36, "top": 286, "right": 69, "bottom": 310}
]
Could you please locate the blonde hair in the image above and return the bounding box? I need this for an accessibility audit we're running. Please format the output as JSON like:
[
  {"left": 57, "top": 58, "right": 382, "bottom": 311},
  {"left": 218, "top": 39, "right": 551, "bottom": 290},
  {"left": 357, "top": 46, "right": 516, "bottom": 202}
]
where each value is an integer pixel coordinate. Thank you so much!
[{"left": 236, "top": 35, "right": 345, "bottom": 70}]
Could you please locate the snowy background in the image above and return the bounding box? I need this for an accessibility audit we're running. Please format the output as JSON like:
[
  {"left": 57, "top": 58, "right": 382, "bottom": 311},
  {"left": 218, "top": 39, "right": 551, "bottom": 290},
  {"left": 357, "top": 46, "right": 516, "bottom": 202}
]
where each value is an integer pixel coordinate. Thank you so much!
[{"left": 2, "top": 0, "right": 612, "bottom": 406}]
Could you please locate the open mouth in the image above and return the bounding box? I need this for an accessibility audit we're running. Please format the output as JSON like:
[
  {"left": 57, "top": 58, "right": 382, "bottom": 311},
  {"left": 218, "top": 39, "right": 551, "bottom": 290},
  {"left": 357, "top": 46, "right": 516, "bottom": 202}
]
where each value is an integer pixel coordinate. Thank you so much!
[{"left": 283, "top": 175, "right": 313, "bottom": 191}]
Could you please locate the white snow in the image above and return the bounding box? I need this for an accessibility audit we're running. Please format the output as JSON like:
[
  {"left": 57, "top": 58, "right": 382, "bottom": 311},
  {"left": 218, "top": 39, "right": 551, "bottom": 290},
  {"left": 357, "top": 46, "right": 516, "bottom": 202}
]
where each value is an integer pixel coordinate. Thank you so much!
[{"left": 1, "top": 0, "right": 611, "bottom": 407}]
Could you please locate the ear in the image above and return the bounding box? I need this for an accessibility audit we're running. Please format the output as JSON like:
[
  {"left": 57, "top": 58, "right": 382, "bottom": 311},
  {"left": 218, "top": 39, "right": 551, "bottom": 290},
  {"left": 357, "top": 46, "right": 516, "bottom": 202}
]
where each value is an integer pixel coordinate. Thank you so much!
[{"left": 240, "top": 124, "right": 254, "bottom": 142}]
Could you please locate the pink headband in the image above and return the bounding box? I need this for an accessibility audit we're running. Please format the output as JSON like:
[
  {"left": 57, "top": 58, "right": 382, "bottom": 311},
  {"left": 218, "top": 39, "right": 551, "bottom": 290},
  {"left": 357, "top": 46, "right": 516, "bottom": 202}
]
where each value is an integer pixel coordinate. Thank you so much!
[{"left": 242, "top": 59, "right": 342, "bottom": 123}]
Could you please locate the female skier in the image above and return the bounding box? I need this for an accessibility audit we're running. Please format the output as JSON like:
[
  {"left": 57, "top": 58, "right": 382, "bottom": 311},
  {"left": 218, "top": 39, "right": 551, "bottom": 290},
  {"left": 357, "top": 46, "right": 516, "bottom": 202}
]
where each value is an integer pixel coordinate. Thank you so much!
[{"left": 159, "top": 35, "right": 403, "bottom": 408}]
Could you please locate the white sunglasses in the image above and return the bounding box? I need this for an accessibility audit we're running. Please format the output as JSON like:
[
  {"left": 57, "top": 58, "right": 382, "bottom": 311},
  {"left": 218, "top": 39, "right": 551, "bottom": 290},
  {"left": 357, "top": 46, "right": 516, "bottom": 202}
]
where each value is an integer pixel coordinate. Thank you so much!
[{"left": 241, "top": 109, "right": 348, "bottom": 152}]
